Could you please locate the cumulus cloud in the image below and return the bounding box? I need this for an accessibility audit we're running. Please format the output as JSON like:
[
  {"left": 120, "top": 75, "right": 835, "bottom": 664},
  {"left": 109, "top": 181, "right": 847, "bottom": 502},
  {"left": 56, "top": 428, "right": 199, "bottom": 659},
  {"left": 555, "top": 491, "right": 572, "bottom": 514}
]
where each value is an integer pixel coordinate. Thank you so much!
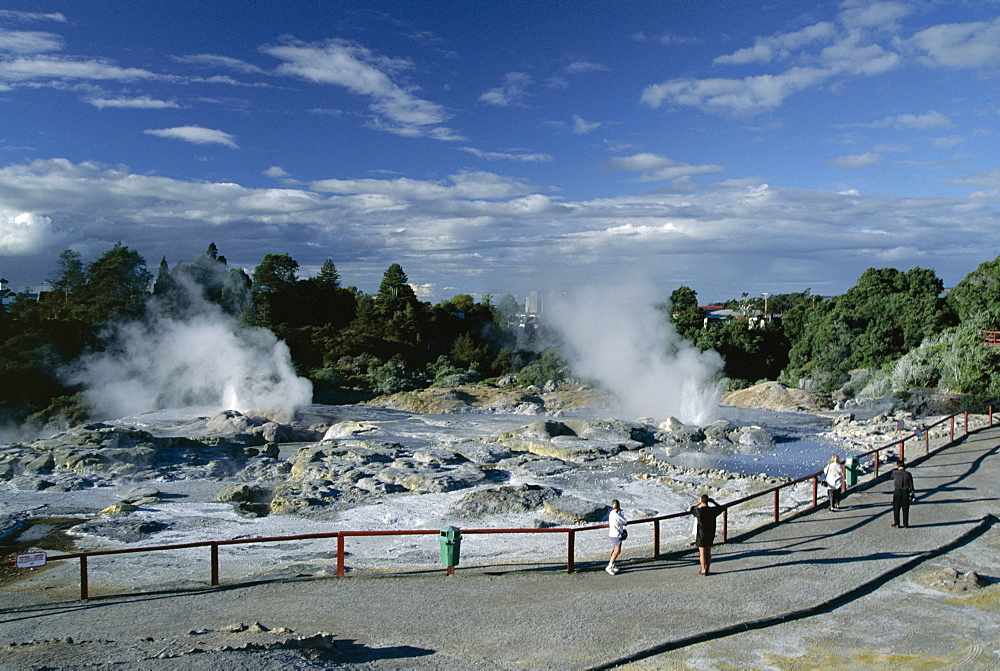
[
  {"left": 0, "top": 28, "right": 64, "bottom": 54},
  {"left": 0, "top": 55, "right": 162, "bottom": 86},
  {"left": 0, "top": 209, "right": 55, "bottom": 254},
  {"left": 176, "top": 53, "right": 265, "bottom": 74},
  {"left": 571, "top": 115, "right": 601, "bottom": 134},
  {"left": 460, "top": 147, "right": 553, "bottom": 162},
  {"left": 908, "top": 18, "right": 1000, "bottom": 68},
  {"left": 2, "top": 158, "right": 999, "bottom": 303},
  {"left": 479, "top": 72, "right": 532, "bottom": 106},
  {"left": 870, "top": 110, "right": 952, "bottom": 129},
  {"left": 642, "top": 3, "right": 997, "bottom": 116},
  {"left": 263, "top": 38, "right": 460, "bottom": 140},
  {"left": 144, "top": 125, "right": 239, "bottom": 148},
  {"left": 86, "top": 95, "right": 179, "bottom": 109},
  {"left": 828, "top": 153, "right": 883, "bottom": 168},
  {"left": 603, "top": 153, "right": 724, "bottom": 182}
]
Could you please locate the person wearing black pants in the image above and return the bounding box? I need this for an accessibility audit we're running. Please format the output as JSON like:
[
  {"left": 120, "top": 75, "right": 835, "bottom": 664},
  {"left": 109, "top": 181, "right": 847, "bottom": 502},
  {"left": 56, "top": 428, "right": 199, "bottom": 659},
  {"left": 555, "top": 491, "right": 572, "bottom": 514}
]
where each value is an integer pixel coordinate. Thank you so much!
[{"left": 891, "top": 459, "right": 915, "bottom": 527}]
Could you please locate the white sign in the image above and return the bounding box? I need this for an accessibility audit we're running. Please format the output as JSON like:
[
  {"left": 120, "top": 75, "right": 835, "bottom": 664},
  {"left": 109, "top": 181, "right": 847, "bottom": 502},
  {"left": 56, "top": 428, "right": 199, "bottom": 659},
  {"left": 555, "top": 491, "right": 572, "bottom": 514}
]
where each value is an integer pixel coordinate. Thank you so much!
[{"left": 15, "top": 552, "right": 47, "bottom": 569}]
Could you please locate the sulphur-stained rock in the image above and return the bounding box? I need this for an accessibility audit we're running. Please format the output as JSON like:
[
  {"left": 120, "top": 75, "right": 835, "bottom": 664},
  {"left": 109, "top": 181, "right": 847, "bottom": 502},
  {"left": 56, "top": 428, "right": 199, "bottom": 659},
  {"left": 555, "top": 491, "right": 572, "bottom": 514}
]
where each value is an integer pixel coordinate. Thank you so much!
[
  {"left": 721, "top": 381, "right": 831, "bottom": 413},
  {"left": 101, "top": 502, "right": 138, "bottom": 515},
  {"left": 921, "top": 567, "right": 985, "bottom": 592}
]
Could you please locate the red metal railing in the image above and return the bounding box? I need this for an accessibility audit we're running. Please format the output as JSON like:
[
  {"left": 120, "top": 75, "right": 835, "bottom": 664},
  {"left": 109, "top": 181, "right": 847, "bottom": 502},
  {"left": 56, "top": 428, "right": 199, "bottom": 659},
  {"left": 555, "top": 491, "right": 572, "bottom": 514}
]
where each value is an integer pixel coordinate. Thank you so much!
[
  {"left": 4, "top": 401, "right": 995, "bottom": 601},
  {"left": 984, "top": 331, "right": 1000, "bottom": 346}
]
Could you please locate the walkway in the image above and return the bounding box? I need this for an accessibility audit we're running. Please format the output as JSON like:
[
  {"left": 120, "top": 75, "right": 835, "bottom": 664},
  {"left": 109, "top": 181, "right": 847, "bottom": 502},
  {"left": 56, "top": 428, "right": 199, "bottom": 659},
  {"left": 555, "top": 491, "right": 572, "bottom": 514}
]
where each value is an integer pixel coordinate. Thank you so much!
[{"left": 1, "top": 425, "right": 998, "bottom": 669}]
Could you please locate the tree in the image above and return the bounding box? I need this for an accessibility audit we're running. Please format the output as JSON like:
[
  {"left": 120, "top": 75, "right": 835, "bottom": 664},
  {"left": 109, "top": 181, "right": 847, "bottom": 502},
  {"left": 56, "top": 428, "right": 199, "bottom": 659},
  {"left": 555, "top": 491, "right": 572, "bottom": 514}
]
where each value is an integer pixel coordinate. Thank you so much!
[
  {"left": 947, "top": 256, "right": 1000, "bottom": 323},
  {"left": 81, "top": 242, "right": 152, "bottom": 321},
  {"left": 51, "top": 249, "right": 86, "bottom": 303},
  {"left": 316, "top": 259, "right": 341, "bottom": 288},
  {"left": 252, "top": 253, "right": 299, "bottom": 294},
  {"left": 669, "top": 286, "right": 703, "bottom": 340},
  {"left": 375, "top": 263, "right": 417, "bottom": 309}
]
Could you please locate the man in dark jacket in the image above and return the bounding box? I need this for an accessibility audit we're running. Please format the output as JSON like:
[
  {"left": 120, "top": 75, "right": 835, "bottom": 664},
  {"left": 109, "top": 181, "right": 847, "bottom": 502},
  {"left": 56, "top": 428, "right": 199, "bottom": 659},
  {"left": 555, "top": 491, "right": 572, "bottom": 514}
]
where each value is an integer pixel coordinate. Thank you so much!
[{"left": 891, "top": 459, "right": 916, "bottom": 528}]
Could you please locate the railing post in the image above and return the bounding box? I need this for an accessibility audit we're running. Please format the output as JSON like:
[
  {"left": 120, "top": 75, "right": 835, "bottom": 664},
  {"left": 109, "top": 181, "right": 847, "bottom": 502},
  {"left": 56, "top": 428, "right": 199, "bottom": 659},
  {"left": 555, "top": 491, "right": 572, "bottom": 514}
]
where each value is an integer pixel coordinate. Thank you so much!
[
  {"left": 950, "top": 417, "right": 955, "bottom": 442},
  {"left": 964, "top": 411, "right": 969, "bottom": 435},
  {"left": 990, "top": 405, "right": 994, "bottom": 427},
  {"left": 210, "top": 543, "right": 219, "bottom": 587},
  {"left": 773, "top": 489, "right": 779, "bottom": 522},
  {"left": 874, "top": 450, "right": 880, "bottom": 477},
  {"left": 900, "top": 440, "right": 905, "bottom": 462},
  {"left": 721, "top": 508, "right": 728, "bottom": 543},
  {"left": 80, "top": 555, "right": 89, "bottom": 601},
  {"left": 567, "top": 529, "right": 575, "bottom": 574},
  {"left": 337, "top": 535, "right": 345, "bottom": 578},
  {"left": 812, "top": 475, "right": 818, "bottom": 507},
  {"left": 653, "top": 519, "right": 660, "bottom": 559},
  {"left": 925, "top": 428, "right": 930, "bottom": 454}
]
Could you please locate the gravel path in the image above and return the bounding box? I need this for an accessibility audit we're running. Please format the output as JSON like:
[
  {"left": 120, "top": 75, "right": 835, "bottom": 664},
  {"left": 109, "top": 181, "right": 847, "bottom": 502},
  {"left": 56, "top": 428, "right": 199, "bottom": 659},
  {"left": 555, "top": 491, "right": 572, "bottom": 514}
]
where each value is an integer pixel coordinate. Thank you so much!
[{"left": 1, "top": 424, "right": 998, "bottom": 669}]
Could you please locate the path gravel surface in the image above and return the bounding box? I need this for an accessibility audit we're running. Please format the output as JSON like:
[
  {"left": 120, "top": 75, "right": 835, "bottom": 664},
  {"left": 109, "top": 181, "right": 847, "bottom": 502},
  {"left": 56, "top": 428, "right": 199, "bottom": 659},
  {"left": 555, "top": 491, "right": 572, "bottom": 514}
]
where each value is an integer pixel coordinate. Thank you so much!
[{"left": 1, "top": 424, "right": 998, "bottom": 669}]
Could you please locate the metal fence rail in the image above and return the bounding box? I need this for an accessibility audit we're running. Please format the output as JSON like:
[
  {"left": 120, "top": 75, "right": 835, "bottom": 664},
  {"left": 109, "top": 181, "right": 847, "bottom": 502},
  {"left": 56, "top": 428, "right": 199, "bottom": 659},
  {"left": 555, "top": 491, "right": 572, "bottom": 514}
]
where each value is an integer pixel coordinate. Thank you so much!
[{"left": 3, "top": 401, "right": 995, "bottom": 601}]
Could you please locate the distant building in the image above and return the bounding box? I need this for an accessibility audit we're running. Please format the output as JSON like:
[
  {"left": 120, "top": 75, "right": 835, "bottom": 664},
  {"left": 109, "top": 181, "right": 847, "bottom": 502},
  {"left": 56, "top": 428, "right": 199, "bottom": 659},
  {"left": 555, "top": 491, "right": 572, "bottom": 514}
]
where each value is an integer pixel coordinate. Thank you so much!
[{"left": 0, "top": 278, "right": 12, "bottom": 307}]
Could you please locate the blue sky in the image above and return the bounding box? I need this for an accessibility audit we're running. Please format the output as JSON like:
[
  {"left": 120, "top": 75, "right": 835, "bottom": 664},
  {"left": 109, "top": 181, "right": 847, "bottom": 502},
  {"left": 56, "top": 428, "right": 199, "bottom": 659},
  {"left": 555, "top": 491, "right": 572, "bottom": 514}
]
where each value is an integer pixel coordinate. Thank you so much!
[{"left": 1, "top": 1, "right": 999, "bottom": 303}]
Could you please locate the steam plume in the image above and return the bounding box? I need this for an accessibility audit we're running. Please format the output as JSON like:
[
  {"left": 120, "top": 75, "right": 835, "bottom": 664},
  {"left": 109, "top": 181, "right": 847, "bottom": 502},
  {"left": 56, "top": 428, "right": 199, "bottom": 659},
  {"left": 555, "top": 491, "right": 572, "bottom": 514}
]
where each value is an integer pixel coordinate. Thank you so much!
[
  {"left": 70, "top": 299, "right": 311, "bottom": 421},
  {"left": 546, "top": 285, "right": 722, "bottom": 425}
]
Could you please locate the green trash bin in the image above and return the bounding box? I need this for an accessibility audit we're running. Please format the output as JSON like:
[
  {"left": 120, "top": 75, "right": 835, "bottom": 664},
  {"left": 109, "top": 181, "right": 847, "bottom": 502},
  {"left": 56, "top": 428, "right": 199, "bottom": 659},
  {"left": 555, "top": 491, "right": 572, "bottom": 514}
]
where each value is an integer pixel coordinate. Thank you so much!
[
  {"left": 845, "top": 457, "right": 859, "bottom": 487},
  {"left": 439, "top": 526, "right": 461, "bottom": 569}
]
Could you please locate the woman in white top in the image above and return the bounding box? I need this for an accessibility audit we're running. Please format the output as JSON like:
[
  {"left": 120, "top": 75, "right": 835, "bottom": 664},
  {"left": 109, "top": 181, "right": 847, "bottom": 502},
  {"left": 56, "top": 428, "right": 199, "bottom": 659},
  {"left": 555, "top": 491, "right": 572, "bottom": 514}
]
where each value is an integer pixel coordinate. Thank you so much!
[
  {"left": 606, "top": 500, "right": 628, "bottom": 575},
  {"left": 823, "top": 455, "right": 844, "bottom": 510}
]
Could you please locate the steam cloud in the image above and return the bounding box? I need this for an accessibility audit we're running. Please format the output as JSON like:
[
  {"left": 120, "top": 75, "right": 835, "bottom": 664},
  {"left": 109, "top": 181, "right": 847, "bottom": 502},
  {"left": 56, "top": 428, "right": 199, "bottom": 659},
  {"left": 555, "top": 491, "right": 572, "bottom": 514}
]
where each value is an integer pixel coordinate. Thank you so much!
[
  {"left": 70, "top": 302, "right": 312, "bottom": 421},
  {"left": 546, "top": 285, "right": 722, "bottom": 425}
]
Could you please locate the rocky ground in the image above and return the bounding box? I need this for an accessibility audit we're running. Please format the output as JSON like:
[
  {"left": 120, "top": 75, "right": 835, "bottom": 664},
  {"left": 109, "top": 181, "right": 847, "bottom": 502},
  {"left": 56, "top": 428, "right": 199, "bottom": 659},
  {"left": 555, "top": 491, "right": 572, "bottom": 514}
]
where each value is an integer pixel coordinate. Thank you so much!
[{"left": 1, "top": 381, "right": 985, "bottom": 591}]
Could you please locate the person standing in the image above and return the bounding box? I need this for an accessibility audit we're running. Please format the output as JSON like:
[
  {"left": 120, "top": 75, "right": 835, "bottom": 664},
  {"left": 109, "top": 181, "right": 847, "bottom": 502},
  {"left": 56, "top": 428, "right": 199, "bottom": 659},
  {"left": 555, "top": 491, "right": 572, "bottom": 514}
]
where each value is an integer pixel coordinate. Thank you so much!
[
  {"left": 891, "top": 459, "right": 916, "bottom": 527},
  {"left": 690, "top": 494, "right": 723, "bottom": 576},
  {"left": 606, "top": 499, "right": 627, "bottom": 575},
  {"left": 822, "top": 455, "right": 844, "bottom": 510}
]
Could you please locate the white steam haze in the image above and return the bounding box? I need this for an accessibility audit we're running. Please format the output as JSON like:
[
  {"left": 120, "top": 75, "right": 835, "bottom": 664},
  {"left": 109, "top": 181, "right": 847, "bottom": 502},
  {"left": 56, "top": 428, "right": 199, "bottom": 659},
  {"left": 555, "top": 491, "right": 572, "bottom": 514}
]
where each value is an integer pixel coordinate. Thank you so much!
[
  {"left": 70, "top": 301, "right": 312, "bottom": 421},
  {"left": 546, "top": 285, "right": 723, "bottom": 425}
]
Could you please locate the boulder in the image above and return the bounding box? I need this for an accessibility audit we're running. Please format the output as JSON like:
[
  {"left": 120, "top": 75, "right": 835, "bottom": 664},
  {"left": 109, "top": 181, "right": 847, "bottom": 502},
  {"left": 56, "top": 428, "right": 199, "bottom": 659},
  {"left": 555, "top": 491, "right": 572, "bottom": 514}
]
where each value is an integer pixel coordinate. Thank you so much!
[
  {"left": 542, "top": 496, "right": 606, "bottom": 524},
  {"left": 207, "top": 410, "right": 260, "bottom": 435},
  {"left": 731, "top": 427, "right": 775, "bottom": 454},
  {"left": 22, "top": 452, "right": 55, "bottom": 474},
  {"left": 921, "top": 567, "right": 984, "bottom": 592},
  {"left": 451, "top": 484, "right": 558, "bottom": 518}
]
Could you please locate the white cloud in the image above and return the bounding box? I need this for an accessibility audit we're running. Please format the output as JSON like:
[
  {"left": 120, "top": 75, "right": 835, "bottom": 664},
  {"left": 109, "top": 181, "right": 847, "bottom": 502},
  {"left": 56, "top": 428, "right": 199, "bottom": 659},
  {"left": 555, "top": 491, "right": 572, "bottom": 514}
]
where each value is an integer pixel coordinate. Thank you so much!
[
  {"left": 143, "top": 126, "right": 239, "bottom": 149},
  {"left": 263, "top": 38, "right": 460, "bottom": 140},
  {"left": 0, "top": 10, "right": 66, "bottom": 24},
  {"left": 264, "top": 166, "right": 292, "bottom": 178},
  {"left": 479, "top": 72, "right": 532, "bottom": 106},
  {"left": 0, "top": 55, "right": 161, "bottom": 85},
  {"left": 176, "top": 53, "right": 265, "bottom": 74},
  {"left": 86, "top": 95, "right": 180, "bottom": 109},
  {"left": 870, "top": 110, "right": 952, "bottom": 129},
  {"left": 642, "top": 67, "right": 829, "bottom": 116},
  {"left": 459, "top": 147, "right": 553, "bottom": 162},
  {"left": 828, "top": 153, "right": 883, "bottom": 168},
  {"left": 0, "top": 28, "right": 64, "bottom": 54},
  {"left": 572, "top": 115, "right": 601, "bottom": 134},
  {"left": 603, "top": 153, "right": 724, "bottom": 182},
  {"left": 714, "top": 22, "right": 838, "bottom": 65},
  {"left": 933, "top": 135, "right": 964, "bottom": 149},
  {"left": 564, "top": 60, "right": 608, "bottom": 74},
  {"left": 0, "top": 209, "right": 55, "bottom": 254},
  {"left": 2, "top": 158, "right": 999, "bottom": 303},
  {"left": 908, "top": 18, "right": 1000, "bottom": 68}
]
